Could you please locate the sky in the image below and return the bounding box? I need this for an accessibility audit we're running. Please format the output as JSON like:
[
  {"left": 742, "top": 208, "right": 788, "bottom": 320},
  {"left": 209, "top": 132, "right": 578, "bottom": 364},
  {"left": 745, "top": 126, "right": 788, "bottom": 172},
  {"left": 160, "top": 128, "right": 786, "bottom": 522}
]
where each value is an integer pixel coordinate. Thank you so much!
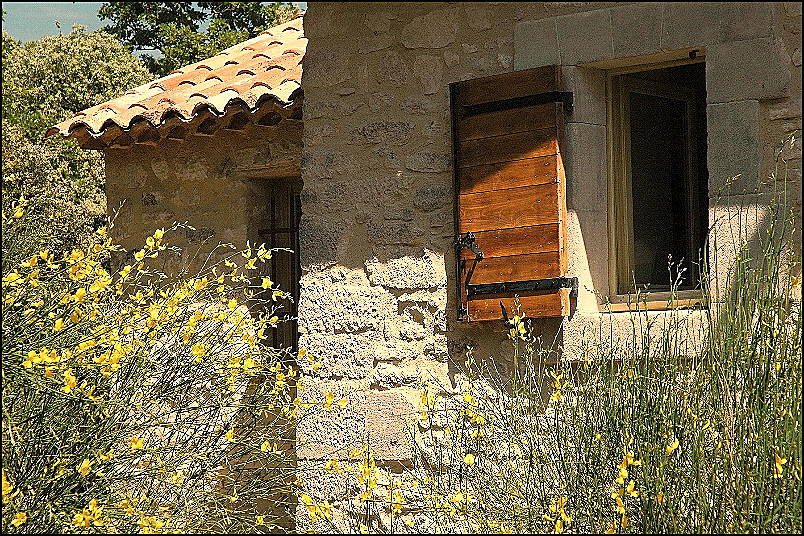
[{"left": 1, "top": 2, "right": 307, "bottom": 42}]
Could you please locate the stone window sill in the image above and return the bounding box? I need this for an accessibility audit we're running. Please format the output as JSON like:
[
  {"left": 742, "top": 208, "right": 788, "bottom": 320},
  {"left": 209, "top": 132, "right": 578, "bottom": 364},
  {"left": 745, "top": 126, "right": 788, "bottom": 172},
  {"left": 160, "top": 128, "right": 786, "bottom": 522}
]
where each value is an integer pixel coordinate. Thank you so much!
[{"left": 601, "top": 290, "right": 706, "bottom": 313}]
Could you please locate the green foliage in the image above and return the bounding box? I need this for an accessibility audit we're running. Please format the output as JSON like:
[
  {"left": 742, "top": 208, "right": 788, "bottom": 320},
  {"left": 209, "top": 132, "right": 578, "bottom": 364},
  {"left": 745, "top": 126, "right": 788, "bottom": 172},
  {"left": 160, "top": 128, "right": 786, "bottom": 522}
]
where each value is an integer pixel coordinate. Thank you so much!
[
  {"left": 98, "top": 2, "right": 300, "bottom": 76},
  {"left": 1, "top": 28, "right": 151, "bottom": 257},
  {"left": 2, "top": 28, "right": 150, "bottom": 140}
]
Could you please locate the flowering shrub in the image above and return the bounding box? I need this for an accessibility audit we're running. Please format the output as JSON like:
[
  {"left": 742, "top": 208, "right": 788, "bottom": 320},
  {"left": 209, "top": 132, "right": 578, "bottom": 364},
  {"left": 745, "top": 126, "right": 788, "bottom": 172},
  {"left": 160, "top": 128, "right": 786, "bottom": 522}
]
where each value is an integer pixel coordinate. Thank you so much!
[{"left": 1, "top": 193, "right": 311, "bottom": 532}]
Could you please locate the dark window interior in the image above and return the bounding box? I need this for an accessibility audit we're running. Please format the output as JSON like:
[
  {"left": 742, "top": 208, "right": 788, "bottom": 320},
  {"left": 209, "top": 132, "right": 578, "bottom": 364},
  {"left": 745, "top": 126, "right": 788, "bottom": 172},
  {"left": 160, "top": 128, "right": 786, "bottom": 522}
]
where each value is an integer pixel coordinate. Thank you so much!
[
  {"left": 624, "top": 63, "right": 708, "bottom": 291},
  {"left": 258, "top": 179, "right": 302, "bottom": 352}
]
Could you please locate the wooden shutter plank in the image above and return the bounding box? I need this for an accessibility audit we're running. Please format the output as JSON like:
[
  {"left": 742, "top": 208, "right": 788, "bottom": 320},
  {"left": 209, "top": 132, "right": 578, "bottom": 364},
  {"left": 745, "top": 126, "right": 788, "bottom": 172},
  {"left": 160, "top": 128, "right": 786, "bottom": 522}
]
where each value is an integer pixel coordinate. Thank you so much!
[
  {"left": 458, "top": 103, "right": 556, "bottom": 141},
  {"left": 462, "top": 251, "right": 562, "bottom": 284},
  {"left": 459, "top": 183, "right": 559, "bottom": 233},
  {"left": 459, "top": 155, "right": 559, "bottom": 195},
  {"left": 460, "top": 224, "right": 561, "bottom": 259},
  {"left": 458, "top": 128, "right": 558, "bottom": 168},
  {"left": 467, "top": 288, "right": 570, "bottom": 321},
  {"left": 453, "top": 65, "right": 571, "bottom": 322},
  {"left": 456, "top": 66, "right": 561, "bottom": 107}
]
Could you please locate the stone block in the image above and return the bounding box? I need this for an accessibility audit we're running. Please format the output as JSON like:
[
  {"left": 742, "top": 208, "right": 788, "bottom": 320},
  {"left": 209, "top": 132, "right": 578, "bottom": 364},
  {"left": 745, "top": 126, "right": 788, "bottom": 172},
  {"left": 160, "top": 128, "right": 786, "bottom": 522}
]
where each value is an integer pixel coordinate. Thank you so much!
[
  {"left": 349, "top": 120, "right": 414, "bottom": 145},
  {"left": 660, "top": 2, "right": 723, "bottom": 49},
  {"left": 413, "top": 55, "right": 444, "bottom": 95},
  {"left": 610, "top": 3, "right": 662, "bottom": 58},
  {"left": 298, "top": 276, "right": 396, "bottom": 335},
  {"left": 422, "top": 334, "right": 449, "bottom": 363},
  {"left": 721, "top": 2, "right": 774, "bottom": 41},
  {"left": 513, "top": 17, "right": 559, "bottom": 70},
  {"left": 401, "top": 8, "right": 457, "bottom": 49},
  {"left": 297, "top": 460, "right": 356, "bottom": 500},
  {"left": 563, "top": 66, "right": 607, "bottom": 125},
  {"left": 299, "top": 217, "right": 339, "bottom": 266},
  {"left": 405, "top": 151, "right": 451, "bottom": 173},
  {"left": 367, "top": 220, "right": 426, "bottom": 246},
  {"left": 298, "top": 332, "right": 377, "bottom": 379},
  {"left": 707, "top": 100, "right": 762, "bottom": 195},
  {"left": 566, "top": 209, "right": 610, "bottom": 311},
  {"left": 365, "top": 249, "right": 447, "bottom": 289},
  {"left": 707, "top": 38, "right": 792, "bottom": 103},
  {"left": 563, "top": 123, "right": 608, "bottom": 212},
  {"left": 562, "top": 309, "right": 709, "bottom": 361},
  {"left": 556, "top": 9, "right": 614, "bottom": 65},
  {"left": 707, "top": 194, "right": 776, "bottom": 302},
  {"left": 373, "top": 362, "right": 422, "bottom": 389},
  {"left": 413, "top": 184, "right": 451, "bottom": 211},
  {"left": 297, "top": 389, "right": 415, "bottom": 461}
]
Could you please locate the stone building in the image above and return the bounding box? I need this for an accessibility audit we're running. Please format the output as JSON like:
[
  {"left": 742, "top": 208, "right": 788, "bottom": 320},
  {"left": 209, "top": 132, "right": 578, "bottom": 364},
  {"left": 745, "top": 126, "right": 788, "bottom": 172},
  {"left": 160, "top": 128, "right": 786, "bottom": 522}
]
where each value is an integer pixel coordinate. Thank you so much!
[{"left": 49, "top": 1, "right": 801, "bottom": 528}]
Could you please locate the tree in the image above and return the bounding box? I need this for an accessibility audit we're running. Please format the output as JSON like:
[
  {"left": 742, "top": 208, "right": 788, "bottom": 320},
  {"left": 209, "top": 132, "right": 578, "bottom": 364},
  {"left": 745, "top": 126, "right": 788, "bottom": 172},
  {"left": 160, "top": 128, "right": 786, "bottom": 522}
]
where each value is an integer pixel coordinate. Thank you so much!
[
  {"left": 2, "top": 28, "right": 151, "bottom": 256},
  {"left": 98, "top": 2, "right": 300, "bottom": 76}
]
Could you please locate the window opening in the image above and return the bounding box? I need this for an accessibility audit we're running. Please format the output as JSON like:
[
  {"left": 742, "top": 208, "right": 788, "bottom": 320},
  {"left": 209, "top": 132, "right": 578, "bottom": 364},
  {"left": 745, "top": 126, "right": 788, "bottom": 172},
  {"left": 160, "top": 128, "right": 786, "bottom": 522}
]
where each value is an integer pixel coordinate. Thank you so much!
[{"left": 610, "top": 61, "right": 708, "bottom": 294}]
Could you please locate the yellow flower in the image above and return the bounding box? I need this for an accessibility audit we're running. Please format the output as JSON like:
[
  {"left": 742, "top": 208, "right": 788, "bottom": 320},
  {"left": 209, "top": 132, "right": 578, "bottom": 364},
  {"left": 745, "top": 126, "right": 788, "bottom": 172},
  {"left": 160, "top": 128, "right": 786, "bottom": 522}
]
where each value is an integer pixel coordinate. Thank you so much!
[
  {"left": 171, "top": 471, "right": 184, "bottom": 485},
  {"left": 255, "top": 515, "right": 265, "bottom": 526},
  {"left": 773, "top": 453, "right": 787, "bottom": 478},
  {"left": 11, "top": 512, "right": 27, "bottom": 527},
  {"left": 614, "top": 494, "right": 626, "bottom": 514},
  {"left": 665, "top": 438, "right": 680, "bottom": 455},
  {"left": 656, "top": 491, "right": 666, "bottom": 504},
  {"left": 77, "top": 458, "right": 92, "bottom": 477},
  {"left": 99, "top": 449, "right": 115, "bottom": 462},
  {"left": 53, "top": 318, "right": 65, "bottom": 331},
  {"left": 325, "top": 459, "right": 341, "bottom": 473},
  {"left": 191, "top": 343, "right": 208, "bottom": 360},
  {"left": 626, "top": 480, "right": 638, "bottom": 497},
  {"left": 323, "top": 391, "right": 335, "bottom": 410},
  {"left": 134, "top": 250, "right": 146, "bottom": 262},
  {"left": 227, "top": 298, "right": 238, "bottom": 310},
  {"left": 319, "top": 500, "right": 333, "bottom": 520},
  {"left": 225, "top": 428, "right": 236, "bottom": 442},
  {"left": 261, "top": 277, "right": 273, "bottom": 289},
  {"left": 129, "top": 437, "right": 145, "bottom": 450},
  {"left": 62, "top": 368, "right": 77, "bottom": 393},
  {"left": 2, "top": 471, "right": 14, "bottom": 503},
  {"left": 138, "top": 515, "right": 165, "bottom": 533},
  {"left": 615, "top": 466, "right": 628, "bottom": 485},
  {"left": 463, "top": 453, "right": 476, "bottom": 466}
]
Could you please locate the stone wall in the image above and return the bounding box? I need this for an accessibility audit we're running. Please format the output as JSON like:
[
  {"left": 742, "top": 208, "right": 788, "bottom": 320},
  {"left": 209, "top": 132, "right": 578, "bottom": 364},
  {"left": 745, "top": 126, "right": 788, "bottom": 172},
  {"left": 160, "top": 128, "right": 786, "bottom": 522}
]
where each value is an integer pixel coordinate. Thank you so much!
[
  {"left": 103, "top": 117, "right": 302, "bottom": 269},
  {"left": 297, "top": 1, "right": 801, "bottom": 524}
]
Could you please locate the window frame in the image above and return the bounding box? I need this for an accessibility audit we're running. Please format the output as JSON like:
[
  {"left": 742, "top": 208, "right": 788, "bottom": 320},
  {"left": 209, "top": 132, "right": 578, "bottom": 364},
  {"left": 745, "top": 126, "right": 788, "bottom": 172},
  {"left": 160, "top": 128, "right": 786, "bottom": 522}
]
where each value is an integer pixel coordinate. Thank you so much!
[
  {"left": 256, "top": 176, "right": 303, "bottom": 352},
  {"left": 606, "top": 57, "right": 708, "bottom": 304}
]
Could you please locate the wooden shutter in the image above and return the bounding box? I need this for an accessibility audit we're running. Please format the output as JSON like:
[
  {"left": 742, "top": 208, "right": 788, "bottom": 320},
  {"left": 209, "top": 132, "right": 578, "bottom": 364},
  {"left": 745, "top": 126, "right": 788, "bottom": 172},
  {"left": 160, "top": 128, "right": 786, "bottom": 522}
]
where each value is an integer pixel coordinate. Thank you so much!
[{"left": 452, "top": 66, "right": 575, "bottom": 322}]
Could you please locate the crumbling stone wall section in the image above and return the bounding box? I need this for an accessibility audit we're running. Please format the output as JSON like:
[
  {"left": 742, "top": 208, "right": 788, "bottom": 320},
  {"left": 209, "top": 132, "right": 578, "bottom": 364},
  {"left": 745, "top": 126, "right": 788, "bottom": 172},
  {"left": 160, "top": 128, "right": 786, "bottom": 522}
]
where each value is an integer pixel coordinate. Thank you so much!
[
  {"left": 103, "top": 118, "right": 303, "bottom": 271},
  {"left": 298, "top": 3, "right": 801, "bottom": 525}
]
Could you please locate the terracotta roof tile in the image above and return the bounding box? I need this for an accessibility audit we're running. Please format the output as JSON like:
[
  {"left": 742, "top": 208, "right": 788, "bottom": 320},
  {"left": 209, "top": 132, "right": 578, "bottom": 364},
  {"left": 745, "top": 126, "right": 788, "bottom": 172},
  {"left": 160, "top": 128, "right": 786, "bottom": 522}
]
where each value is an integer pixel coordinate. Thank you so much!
[{"left": 47, "top": 14, "right": 305, "bottom": 142}]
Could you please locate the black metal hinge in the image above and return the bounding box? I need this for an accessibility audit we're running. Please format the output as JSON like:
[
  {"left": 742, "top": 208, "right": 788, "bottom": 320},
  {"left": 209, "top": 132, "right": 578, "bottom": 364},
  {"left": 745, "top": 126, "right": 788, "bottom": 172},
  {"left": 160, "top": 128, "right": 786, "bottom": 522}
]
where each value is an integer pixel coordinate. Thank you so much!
[
  {"left": 467, "top": 276, "right": 579, "bottom": 298},
  {"left": 461, "top": 91, "right": 574, "bottom": 117},
  {"left": 455, "top": 232, "right": 484, "bottom": 260}
]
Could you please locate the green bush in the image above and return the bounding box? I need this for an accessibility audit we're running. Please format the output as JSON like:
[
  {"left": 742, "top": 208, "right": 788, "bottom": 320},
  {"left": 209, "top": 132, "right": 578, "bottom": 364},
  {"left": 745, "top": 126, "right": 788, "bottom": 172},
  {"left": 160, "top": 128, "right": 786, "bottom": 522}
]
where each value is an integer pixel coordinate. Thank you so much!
[
  {"left": 1, "top": 28, "right": 151, "bottom": 257},
  {"left": 1, "top": 212, "right": 308, "bottom": 532}
]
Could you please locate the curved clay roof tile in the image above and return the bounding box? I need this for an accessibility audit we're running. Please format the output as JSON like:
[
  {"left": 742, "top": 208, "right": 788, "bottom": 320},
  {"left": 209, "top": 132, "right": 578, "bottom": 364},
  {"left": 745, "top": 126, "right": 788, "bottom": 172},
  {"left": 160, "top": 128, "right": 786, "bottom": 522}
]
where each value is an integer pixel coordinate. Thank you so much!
[{"left": 48, "top": 15, "right": 306, "bottom": 145}]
